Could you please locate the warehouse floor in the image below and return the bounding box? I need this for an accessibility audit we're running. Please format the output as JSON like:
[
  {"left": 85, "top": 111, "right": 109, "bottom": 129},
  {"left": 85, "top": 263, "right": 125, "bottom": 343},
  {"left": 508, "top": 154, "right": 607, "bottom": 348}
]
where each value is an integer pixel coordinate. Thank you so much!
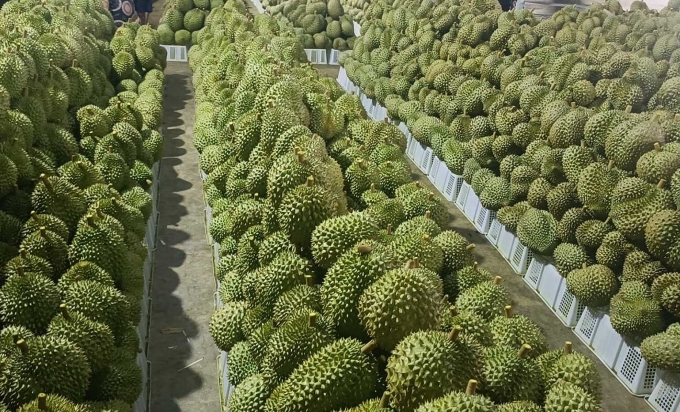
[{"left": 145, "top": 3, "right": 652, "bottom": 412}]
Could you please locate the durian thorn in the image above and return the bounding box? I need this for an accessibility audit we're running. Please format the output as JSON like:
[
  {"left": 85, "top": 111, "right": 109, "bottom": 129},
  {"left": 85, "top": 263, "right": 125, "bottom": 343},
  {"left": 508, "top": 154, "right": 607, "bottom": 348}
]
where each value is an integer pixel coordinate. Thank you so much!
[
  {"left": 564, "top": 341, "right": 573, "bottom": 355},
  {"left": 504, "top": 305, "right": 512, "bottom": 318},
  {"left": 358, "top": 145, "right": 365, "bottom": 152},
  {"left": 305, "top": 275, "right": 314, "bottom": 286},
  {"left": 448, "top": 325, "right": 462, "bottom": 341},
  {"left": 518, "top": 344, "right": 532, "bottom": 358},
  {"left": 38, "top": 393, "right": 47, "bottom": 410},
  {"left": 379, "top": 391, "right": 390, "bottom": 408},
  {"left": 658, "top": 179, "right": 667, "bottom": 188},
  {"left": 308, "top": 312, "right": 317, "bottom": 327},
  {"left": 59, "top": 304, "right": 71, "bottom": 320},
  {"left": 449, "top": 306, "right": 458, "bottom": 316},
  {"left": 361, "top": 340, "right": 377, "bottom": 354},
  {"left": 16, "top": 339, "right": 28, "bottom": 355},
  {"left": 424, "top": 210, "right": 431, "bottom": 219},
  {"left": 39, "top": 226, "right": 47, "bottom": 237},
  {"left": 306, "top": 176, "right": 315, "bottom": 186},
  {"left": 466, "top": 244, "right": 475, "bottom": 251},
  {"left": 654, "top": 142, "right": 662, "bottom": 151},
  {"left": 356, "top": 244, "right": 372, "bottom": 254},
  {"left": 466, "top": 380, "right": 478, "bottom": 395},
  {"left": 493, "top": 276, "right": 502, "bottom": 285},
  {"left": 86, "top": 214, "right": 95, "bottom": 227}
]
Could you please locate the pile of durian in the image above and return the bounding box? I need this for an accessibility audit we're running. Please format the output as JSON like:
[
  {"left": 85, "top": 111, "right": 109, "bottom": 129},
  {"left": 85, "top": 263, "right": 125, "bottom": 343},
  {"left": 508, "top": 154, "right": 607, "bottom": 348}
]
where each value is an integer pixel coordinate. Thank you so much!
[
  {"left": 261, "top": 0, "right": 358, "bottom": 50},
  {"left": 158, "top": 0, "right": 223, "bottom": 46},
  {"left": 192, "top": 2, "right": 606, "bottom": 411},
  {"left": 0, "top": 0, "right": 166, "bottom": 410},
  {"left": 338, "top": 0, "right": 680, "bottom": 373}
]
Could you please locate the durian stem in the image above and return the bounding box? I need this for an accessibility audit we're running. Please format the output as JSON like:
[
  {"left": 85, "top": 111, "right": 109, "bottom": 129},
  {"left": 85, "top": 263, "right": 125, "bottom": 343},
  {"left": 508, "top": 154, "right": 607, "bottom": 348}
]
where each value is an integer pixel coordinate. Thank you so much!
[
  {"left": 38, "top": 393, "right": 47, "bottom": 410},
  {"left": 386, "top": 224, "right": 392, "bottom": 234},
  {"left": 466, "top": 244, "right": 475, "bottom": 251},
  {"left": 504, "top": 305, "right": 512, "bottom": 318},
  {"left": 59, "top": 304, "right": 71, "bottom": 320},
  {"left": 658, "top": 179, "right": 666, "bottom": 188},
  {"left": 17, "top": 266, "right": 24, "bottom": 276},
  {"left": 580, "top": 140, "right": 586, "bottom": 148},
  {"left": 604, "top": 217, "right": 611, "bottom": 225},
  {"left": 39, "top": 226, "right": 47, "bottom": 237},
  {"left": 466, "top": 379, "right": 478, "bottom": 395},
  {"left": 472, "top": 262, "right": 478, "bottom": 270},
  {"left": 493, "top": 276, "right": 502, "bottom": 285},
  {"left": 356, "top": 244, "right": 372, "bottom": 254},
  {"left": 448, "top": 326, "right": 462, "bottom": 341},
  {"left": 16, "top": 339, "right": 28, "bottom": 354},
  {"left": 308, "top": 312, "right": 317, "bottom": 327},
  {"left": 607, "top": 160, "right": 615, "bottom": 169},
  {"left": 379, "top": 391, "right": 390, "bottom": 408},
  {"left": 424, "top": 210, "right": 431, "bottom": 219},
  {"left": 564, "top": 341, "right": 573, "bottom": 355},
  {"left": 30, "top": 211, "right": 38, "bottom": 221},
  {"left": 361, "top": 340, "right": 377, "bottom": 354},
  {"left": 86, "top": 214, "right": 95, "bottom": 227},
  {"left": 11, "top": 334, "right": 20, "bottom": 344},
  {"left": 19, "top": 248, "right": 27, "bottom": 259},
  {"left": 39, "top": 174, "right": 51, "bottom": 190},
  {"left": 449, "top": 306, "right": 458, "bottom": 317},
  {"left": 518, "top": 344, "right": 532, "bottom": 358},
  {"left": 412, "top": 257, "right": 421, "bottom": 268},
  {"left": 427, "top": 192, "right": 434, "bottom": 201},
  {"left": 306, "top": 176, "right": 315, "bottom": 186},
  {"left": 654, "top": 142, "right": 662, "bottom": 152},
  {"left": 296, "top": 152, "right": 305, "bottom": 163}
]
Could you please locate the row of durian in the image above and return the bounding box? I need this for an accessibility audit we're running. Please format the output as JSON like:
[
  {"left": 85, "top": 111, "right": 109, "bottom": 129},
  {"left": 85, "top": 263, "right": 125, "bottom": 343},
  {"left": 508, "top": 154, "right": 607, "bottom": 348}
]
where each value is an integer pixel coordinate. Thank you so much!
[
  {"left": 336, "top": 0, "right": 680, "bottom": 372},
  {"left": 0, "top": 0, "right": 166, "bottom": 409},
  {"left": 188, "top": 3, "right": 607, "bottom": 412},
  {"left": 158, "top": 0, "right": 225, "bottom": 46},
  {"left": 260, "top": 0, "right": 358, "bottom": 50}
]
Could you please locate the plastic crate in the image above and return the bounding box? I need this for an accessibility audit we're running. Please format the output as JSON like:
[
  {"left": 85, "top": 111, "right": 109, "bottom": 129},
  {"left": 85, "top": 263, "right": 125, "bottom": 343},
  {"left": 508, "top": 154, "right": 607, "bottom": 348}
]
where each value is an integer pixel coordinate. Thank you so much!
[
  {"left": 353, "top": 21, "right": 361, "bottom": 36},
  {"left": 360, "top": 94, "right": 373, "bottom": 114},
  {"left": 524, "top": 257, "right": 543, "bottom": 290},
  {"left": 427, "top": 155, "right": 441, "bottom": 184},
  {"left": 509, "top": 239, "right": 532, "bottom": 274},
  {"left": 304, "top": 49, "right": 328, "bottom": 64},
  {"left": 554, "top": 281, "right": 584, "bottom": 327},
  {"left": 204, "top": 206, "right": 213, "bottom": 245},
  {"left": 463, "top": 188, "right": 480, "bottom": 221},
  {"left": 615, "top": 340, "right": 660, "bottom": 395},
  {"left": 443, "top": 172, "right": 463, "bottom": 202},
  {"left": 473, "top": 205, "right": 496, "bottom": 235},
  {"left": 161, "top": 45, "right": 188, "bottom": 62},
  {"left": 497, "top": 225, "right": 516, "bottom": 260},
  {"left": 328, "top": 49, "right": 341, "bottom": 65},
  {"left": 574, "top": 307, "right": 624, "bottom": 368},
  {"left": 406, "top": 135, "right": 417, "bottom": 161},
  {"left": 649, "top": 371, "right": 680, "bottom": 412},
  {"left": 337, "top": 66, "right": 349, "bottom": 89},
  {"left": 397, "top": 122, "right": 409, "bottom": 136},
  {"left": 486, "top": 219, "right": 502, "bottom": 246},
  {"left": 419, "top": 146, "right": 434, "bottom": 174},
  {"left": 455, "top": 181, "right": 470, "bottom": 212},
  {"left": 537, "top": 262, "right": 563, "bottom": 309},
  {"left": 371, "top": 103, "right": 387, "bottom": 121}
]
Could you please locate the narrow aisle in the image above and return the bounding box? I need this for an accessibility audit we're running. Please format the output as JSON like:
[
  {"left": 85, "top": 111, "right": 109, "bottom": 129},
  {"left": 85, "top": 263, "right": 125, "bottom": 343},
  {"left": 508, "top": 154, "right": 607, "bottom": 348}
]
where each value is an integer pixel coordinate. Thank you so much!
[{"left": 148, "top": 62, "right": 221, "bottom": 411}]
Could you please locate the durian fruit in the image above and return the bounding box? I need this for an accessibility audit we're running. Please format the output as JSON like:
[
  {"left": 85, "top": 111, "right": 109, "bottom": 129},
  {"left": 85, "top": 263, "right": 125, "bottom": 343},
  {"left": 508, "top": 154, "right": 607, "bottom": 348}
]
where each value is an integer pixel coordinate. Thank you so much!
[
  {"left": 489, "top": 306, "right": 548, "bottom": 358},
  {"left": 359, "top": 261, "right": 443, "bottom": 351},
  {"left": 228, "top": 341, "right": 260, "bottom": 387},
  {"left": 621, "top": 250, "right": 666, "bottom": 284},
  {"left": 596, "top": 231, "right": 630, "bottom": 272},
  {"left": 386, "top": 328, "right": 484, "bottom": 412},
  {"left": 394, "top": 211, "right": 441, "bottom": 238},
  {"left": 652, "top": 273, "right": 680, "bottom": 317},
  {"left": 402, "top": 189, "right": 448, "bottom": 228},
  {"left": 255, "top": 251, "right": 313, "bottom": 310},
  {"left": 544, "top": 380, "right": 601, "bottom": 412},
  {"left": 413, "top": 379, "right": 495, "bottom": 412},
  {"left": 433, "top": 231, "right": 475, "bottom": 274},
  {"left": 63, "top": 280, "right": 130, "bottom": 343},
  {"left": 575, "top": 218, "right": 614, "bottom": 251},
  {"left": 442, "top": 306, "right": 494, "bottom": 347},
  {"left": 609, "top": 178, "right": 674, "bottom": 242},
  {"left": 209, "top": 301, "right": 247, "bottom": 352},
  {"left": 15, "top": 393, "right": 83, "bottom": 412},
  {"left": 481, "top": 344, "right": 542, "bottom": 404},
  {"left": 388, "top": 233, "right": 444, "bottom": 273},
  {"left": 87, "top": 348, "right": 142, "bottom": 404},
  {"left": 20, "top": 227, "right": 70, "bottom": 276},
  {"left": 227, "top": 374, "right": 270, "bottom": 412},
  {"left": 272, "top": 277, "right": 321, "bottom": 326},
  {"left": 566, "top": 264, "right": 620, "bottom": 307},
  {"left": 0, "top": 268, "right": 60, "bottom": 334},
  {"left": 553, "top": 243, "right": 593, "bottom": 276},
  {"left": 311, "top": 212, "right": 379, "bottom": 268},
  {"left": 260, "top": 311, "right": 334, "bottom": 387},
  {"left": 340, "top": 392, "right": 391, "bottom": 412},
  {"left": 641, "top": 325, "right": 680, "bottom": 373},
  {"left": 610, "top": 281, "right": 666, "bottom": 342},
  {"left": 455, "top": 277, "right": 510, "bottom": 321},
  {"left": 68, "top": 214, "right": 127, "bottom": 285},
  {"left": 516, "top": 207, "right": 559, "bottom": 255},
  {"left": 265, "top": 339, "right": 379, "bottom": 412},
  {"left": 445, "top": 262, "right": 493, "bottom": 298},
  {"left": 496, "top": 401, "right": 543, "bottom": 412},
  {"left": 544, "top": 342, "right": 601, "bottom": 399},
  {"left": 321, "top": 242, "right": 395, "bottom": 339},
  {"left": 645, "top": 209, "right": 680, "bottom": 271}
]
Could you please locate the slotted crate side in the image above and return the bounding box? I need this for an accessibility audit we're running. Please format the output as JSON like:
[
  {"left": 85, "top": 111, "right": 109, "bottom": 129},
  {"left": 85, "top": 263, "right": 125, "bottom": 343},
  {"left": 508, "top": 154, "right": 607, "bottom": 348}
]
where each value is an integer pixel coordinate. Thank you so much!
[
  {"left": 427, "top": 156, "right": 441, "bottom": 184},
  {"left": 537, "top": 262, "right": 563, "bottom": 310},
  {"left": 442, "top": 171, "right": 462, "bottom": 202},
  {"left": 463, "top": 188, "right": 480, "bottom": 221},
  {"left": 304, "top": 49, "right": 328, "bottom": 64},
  {"left": 648, "top": 371, "right": 680, "bottom": 412},
  {"left": 524, "top": 257, "right": 543, "bottom": 290},
  {"left": 509, "top": 239, "right": 532, "bottom": 274},
  {"left": 575, "top": 306, "right": 601, "bottom": 345},
  {"left": 614, "top": 340, "right": 660, "bottom": 395},
  {"left": 554, "top": 281, "right": 583, "bottom": 327},
  {"left": 328, "top": 49, "right": 341, "bottom": 65},
  {"left": 337, "top": 66, "right": 349, "bottom": 89},
  {"left": 497, "top": 225, "right": 516, "bottom": 260},
  {"left": 486, "top": 219, "right": 502, "bottom": 246},
  {"left": 473, "top": 206, "right": 496, "bottom": 234},
  {"left": 406, "top": 134, "right": 417, "bottom": 161},
  {"left": 455, "top": 181, "right": 470, "bottom": 211},
  {"left": 161, "top": 45, "right": 188, "bottom": 62},
  {"left": 419, "top": 147, "right": 434, "bottom": 174},
  {"left": 371, "top": 103, "right": 388, "bottom": 121}
]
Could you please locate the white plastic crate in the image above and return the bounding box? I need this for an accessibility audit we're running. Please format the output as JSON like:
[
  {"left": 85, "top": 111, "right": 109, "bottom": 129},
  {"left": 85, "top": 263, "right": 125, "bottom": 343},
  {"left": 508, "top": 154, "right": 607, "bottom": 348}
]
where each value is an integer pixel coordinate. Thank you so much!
[
  {"left": 371, "top": 103, "right": 387, "bottom": 121},
  {"left": 304, "top": 49, "right": 328, "bottom": 64},
  {"left": 353, "top": 21, "right": 361, "bottom": 36},
  {"left": 406, "top": 135, "right": 417, "bottom": 161},
  {"left": 360, "top": 93, "right": 373, "bottom": 114},
  {"left": 205, "top": 206, "right": 213, "bottom": 245},
  {"left": 615, "top": 340, "right": 660, "bottom": 395},
  {"left": 574, "top": 307, "right": 624, "bottom": 368},
  {"left": 509, "top": 239, "right": 532, "bottom": 274},
  {"left": 427, "top": 156, "right": 441, "bottom": 184},
  {"left": 649, "top": 371, "right": 680, "bottom": 412},
  {"left": 337, "top": 66, "right": 349, "bottom": 90},
  {"left": 524, "top": 257, "right": 543, "bottom": 290},
  {"left": 537, "top": 262, "right": 562, "bottom": 308},
  {"left": 455, "top": 181, "right": 470, "bottom": 211},
  {"left": 473, "top": 205, "right": 496, "bottom": 234},
  {"left": 433, "top": 161, "right": 451, "bottom": 195},
  {"left": 463, "top": 187, "right": 480, "bottom": 222},
  {"left": 486, "top": 219, "right": 502, "bottom": 246},
  {"left": 397, "top": 122, "right": 409, "bottom": 136},
  {"left": 133, "top": 352, "right": 149, "bottom": 412},
  {"left": 497, "top": 225, "right": 516, "bottom": 260},
  {"left": 443, "top": 172, "right": 463, "bottom": 202},
  {"left": 161, "top": 45, "right": 188, "bottom": 62},
  {"left": 554, "top": 280, "right": 583, "bottom": 327},
  {"left": 328, "top": 49, "right": 341, "bottom": 65},
  {"left": 419, "top": 147, "right": 434, "bottom": 174}
]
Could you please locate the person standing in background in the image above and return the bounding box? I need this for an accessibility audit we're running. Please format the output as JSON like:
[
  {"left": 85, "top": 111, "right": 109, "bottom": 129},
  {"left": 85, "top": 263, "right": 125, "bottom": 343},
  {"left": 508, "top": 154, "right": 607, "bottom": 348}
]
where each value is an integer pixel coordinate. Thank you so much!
[
  {"left": 134, "top": 0, "right": 152, "bottom": 25},
  {"left": 103, "top": 0, "right": 137, "bottom": 26}
]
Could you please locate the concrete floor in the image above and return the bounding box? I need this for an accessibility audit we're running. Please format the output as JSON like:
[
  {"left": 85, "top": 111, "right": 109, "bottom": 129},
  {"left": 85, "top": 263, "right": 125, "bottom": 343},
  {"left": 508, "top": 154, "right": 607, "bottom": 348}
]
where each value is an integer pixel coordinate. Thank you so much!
[{"left": 148, "top": 63, "right": 221, "bottom": 412}]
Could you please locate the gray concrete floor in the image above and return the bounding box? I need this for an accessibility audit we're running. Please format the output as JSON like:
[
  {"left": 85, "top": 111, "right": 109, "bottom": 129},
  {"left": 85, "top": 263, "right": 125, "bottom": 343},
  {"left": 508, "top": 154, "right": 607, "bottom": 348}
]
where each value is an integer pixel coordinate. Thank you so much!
[{"left": 148, "top": 62, "right": 221, "bottom": 412}]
